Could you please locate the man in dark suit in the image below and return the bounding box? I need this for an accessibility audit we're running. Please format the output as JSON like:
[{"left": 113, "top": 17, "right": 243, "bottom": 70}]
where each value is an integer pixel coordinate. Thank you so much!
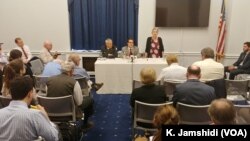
[
  {"left": 226, "top": 42, "right": 250, "bottom": 79},
  {"left": 172, "top": 65, "right": 216, "bottom": 106},
  {"left": 101, "top": 38, "right": 118, "bottom": 58}
]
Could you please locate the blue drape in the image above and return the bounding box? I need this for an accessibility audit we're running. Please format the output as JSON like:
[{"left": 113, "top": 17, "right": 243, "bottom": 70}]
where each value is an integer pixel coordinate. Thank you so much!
[{"left": 68, "top": 0, "right": 139, "bottom": 50}]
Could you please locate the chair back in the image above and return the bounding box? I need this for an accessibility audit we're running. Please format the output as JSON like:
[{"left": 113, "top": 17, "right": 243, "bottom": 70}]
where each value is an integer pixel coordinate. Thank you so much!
[
  {"left": 163, "top": 80, "right": 184, "bottom": 100},
  {"left": 0, "top": 95, "right": 11, "bottom": 108},
  {"left": 37, "top": 95, "right": 76, "bottom": 122},
  {"left": 74, "top": 77, "right": 88, "bottom": 89},
  {"left": 29, "top": 58, "right": 44, "bottom": 75},
  {"left": 132, "top": 80, "right": 160, "bottom": 90},
  {"left": 176, "top": 102, "right": 211, "bottom": 125},
  {"left": 133, "top": 101, "right": 173, "bottom": 133},
  {"left": 235, "top": 105, "right": 250, "bottom": 124},
  {"left": 225, "top": 79, "right": 248, "bottom": 96},
  {"left": 225, "top": 79, "right": 249, "bottom": 101},
  {"left": 34, "top": 75, "right": 49, "bottom": 95}
]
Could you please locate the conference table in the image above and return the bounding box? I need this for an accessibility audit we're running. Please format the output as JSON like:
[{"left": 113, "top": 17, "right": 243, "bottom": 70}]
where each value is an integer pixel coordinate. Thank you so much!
[{"left": 95, "top": 58, "right": 167, "bottom": 94}]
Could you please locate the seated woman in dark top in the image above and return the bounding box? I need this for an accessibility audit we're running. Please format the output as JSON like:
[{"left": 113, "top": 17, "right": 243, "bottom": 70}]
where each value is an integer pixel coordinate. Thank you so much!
[
  {"left": 130, "top": 67, "right": 167, "bottom": 129},
  {"left": 130, "top": 67, "right": 166, "bottom": 108}
]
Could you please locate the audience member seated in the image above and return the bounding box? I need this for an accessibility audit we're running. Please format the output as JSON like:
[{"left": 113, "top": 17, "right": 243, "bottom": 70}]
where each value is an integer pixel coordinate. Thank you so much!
[
  {"left": 2, "top": 59, "right": 27, "bottom": 97},
  {"left": 225, "top": 42, "right": 250, "bottom": 80},
  {"left": 42, "top": 60, "right": 62, "bottom": 77},
  {"left": 151, "top": 105, "right": 179, "bottom": 141},
  {"left": 0, "top": 43, "right": 8, "bottom": 70},
  {"left": 208, "top": 98, "right": 236, "bottom": 124},
  {"left": 130, "top": 67, "right": 166, "bottom": 108},
  {"left": 172, "top": 65, "right": 216, "bottom": 106},
  {"left": 101, "top": 38, "right": 118, "bottom": 58},
  {"left": 14, "top": 37, "right": 32, "bottom": 64},
  {"left": 8, "top": 49, "right": 33, "bottom": 79},
  {"left": 193, "top": 47, "right": 224, "bottom": 81},
  {"left": 46, "top": 61, "right": 94, "bottom": 130},
  {"left": 68, "top": 54, "right": 103, "bottom": 95},
  {"left": 121, "top": 38, "right": 139, "bottom": 58},
  {"left": 0, "top": 76, "right": 59, "bottom": 141},
  {"left": 39, "top": 40, "right": 62, "bottom": 64},
  {"left": 157, "top": 54, "right": 186, "bottom": 82},
  {"left": 0, "top": 44, "right": 7, "bottom": 94}
]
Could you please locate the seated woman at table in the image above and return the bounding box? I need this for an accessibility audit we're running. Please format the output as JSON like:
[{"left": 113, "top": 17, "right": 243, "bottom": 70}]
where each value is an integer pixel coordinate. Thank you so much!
[
  {"left": 101, "top": 38, "right": 118, "bottom": 58},
  {"left": 145, "top": 27, "right": 164, "bottom": 58},
  {"left": 130, "top": 67, "right": 166, "bottom": 108}
]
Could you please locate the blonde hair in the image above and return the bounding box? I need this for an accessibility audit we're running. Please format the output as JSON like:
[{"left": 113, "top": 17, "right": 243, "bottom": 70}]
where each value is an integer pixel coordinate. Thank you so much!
[
  {"left": 166, "top": 54, "right": 178, "bottom": 65},
  {"left": 61, "top": 61, "right": 75, "bottom": 73},
  {"left": 152, "top": 27, "right": 159, "bottom": 33},
  {"left": 68, "top": 53, "right": 81, "bottom": 66},
  {"left": 140, "top": 67, "right": 156, "bottom": 84}
]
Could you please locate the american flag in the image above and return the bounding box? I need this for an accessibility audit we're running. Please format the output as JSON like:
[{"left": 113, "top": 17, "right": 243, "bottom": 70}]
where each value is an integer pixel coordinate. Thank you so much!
[{"left": 216, "top": 0, "right": 226, "bottom": 61}]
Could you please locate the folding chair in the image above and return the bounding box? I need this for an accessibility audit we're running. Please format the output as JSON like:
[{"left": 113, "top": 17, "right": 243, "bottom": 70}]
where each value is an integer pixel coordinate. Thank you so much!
[
  {"left": 225, "top": 79, "right": 249, "bottom": 103},
  {"left": 34, "top": 75, "right": 49, "bottom": 96},
  {"left": 235, "top": 105, "right": 250, "bottom": 124},
  {"left": 176, "top": 102, "right": 211, "bottom": 125},
  {"left": 29, "top": 58, "right": 44, "bottom": 75},
  {"left": 74, "top": 77, "right": 90, "bottom": 97},
  {"left": 133, "top": 100, "right": 173, "bottom": 135},
  {"left": 163, "top": 80, "right": 184, "bottom": 100},
  {"left": 37, "top": 95, "right": 82, "bottom": 141}
]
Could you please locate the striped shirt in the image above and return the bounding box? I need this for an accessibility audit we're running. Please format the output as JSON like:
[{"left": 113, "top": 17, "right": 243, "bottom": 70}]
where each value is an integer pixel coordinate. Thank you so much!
[{"left": 0, "top": 101, "right": 58, "bottom": 141}]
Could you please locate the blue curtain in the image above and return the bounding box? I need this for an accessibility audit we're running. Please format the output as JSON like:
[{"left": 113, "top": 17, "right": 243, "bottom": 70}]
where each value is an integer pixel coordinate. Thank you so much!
[{"left": 68, "top": 0, "right": 139, "bottom": 50}]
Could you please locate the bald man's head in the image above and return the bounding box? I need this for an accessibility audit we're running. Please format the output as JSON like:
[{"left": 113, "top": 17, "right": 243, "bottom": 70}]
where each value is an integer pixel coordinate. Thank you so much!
[
  {"left": 186, "top": 65, "right": 201, "bottom": 79},
  {"left": 208, "top": 98, "right": 236, "bottom": 124},
  {"left": 43, "top": 40, "right": 52, "bottom": 51}
]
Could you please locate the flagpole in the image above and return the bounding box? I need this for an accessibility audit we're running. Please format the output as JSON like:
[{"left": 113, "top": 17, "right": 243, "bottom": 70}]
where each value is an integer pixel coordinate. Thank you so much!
[{"left": 215, "top": 0, "right": 226, "bottom": 63}]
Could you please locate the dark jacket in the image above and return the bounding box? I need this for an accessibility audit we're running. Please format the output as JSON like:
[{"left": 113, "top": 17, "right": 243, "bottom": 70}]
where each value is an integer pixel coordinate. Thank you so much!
[
  {"left": 130, "top": 84, "right": 166, "bottom": 108},
  {"left": 172, "top": 79, "right": 216, "bottom": 106},
  {"left": 145, "top": 37, "right": 164, "bottom": 58},
  {"left": 101, "top": 46, "right": 118, "bottom": 58},
  {"left": 233, "top": 51, "right": 247, "bottom": 66}
]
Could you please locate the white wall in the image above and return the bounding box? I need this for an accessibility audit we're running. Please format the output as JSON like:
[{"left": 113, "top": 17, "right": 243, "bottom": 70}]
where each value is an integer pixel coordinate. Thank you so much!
[
  {"left": 1, "top": 0, "right": 249, "bottom": 67},
  {"left": 138, "top": 0, "right": 250, "bottom": 59},
  {"left": 0, "top": 0, "right": 70, "bottom": 52}
]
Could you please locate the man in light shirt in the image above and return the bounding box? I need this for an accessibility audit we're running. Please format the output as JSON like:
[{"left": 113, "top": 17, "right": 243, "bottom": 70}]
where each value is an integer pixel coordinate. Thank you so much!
[
  {"left": 39, "top": 40, "right": 62, "bottom": 64},
  {"left": 158, "top": 54, "right": 186, "bottom": 82},
  {"left": 14, "top": 37, "right": 32, "bottom": 63},
  {"left": 0, "top": 76, "right": 59, "bottom": 141},
  {"left": 193, "top": 47, "right": 224, "bottom": 81}
]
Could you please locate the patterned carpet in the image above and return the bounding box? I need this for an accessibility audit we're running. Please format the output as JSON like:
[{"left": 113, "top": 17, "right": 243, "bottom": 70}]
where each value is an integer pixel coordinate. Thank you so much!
[{"left": 81, "top": 92, "right": 132, "bottom": 141}]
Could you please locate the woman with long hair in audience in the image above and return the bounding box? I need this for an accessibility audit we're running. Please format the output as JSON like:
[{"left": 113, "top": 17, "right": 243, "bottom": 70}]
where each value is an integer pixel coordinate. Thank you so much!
[
  {"left": 151, "top": 105, "right": 179, "bottom": 141},
  {"left": 2, "top": 58, "right": 37, "bottom": 104},
  {"left": 2, "top": 59, "right": 26, "bottom": 96}
]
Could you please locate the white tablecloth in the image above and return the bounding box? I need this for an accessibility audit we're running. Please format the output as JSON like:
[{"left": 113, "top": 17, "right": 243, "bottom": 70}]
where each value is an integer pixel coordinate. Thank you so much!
[{"left": 95, "top": 58, "right": 167, "bottom": 94}]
